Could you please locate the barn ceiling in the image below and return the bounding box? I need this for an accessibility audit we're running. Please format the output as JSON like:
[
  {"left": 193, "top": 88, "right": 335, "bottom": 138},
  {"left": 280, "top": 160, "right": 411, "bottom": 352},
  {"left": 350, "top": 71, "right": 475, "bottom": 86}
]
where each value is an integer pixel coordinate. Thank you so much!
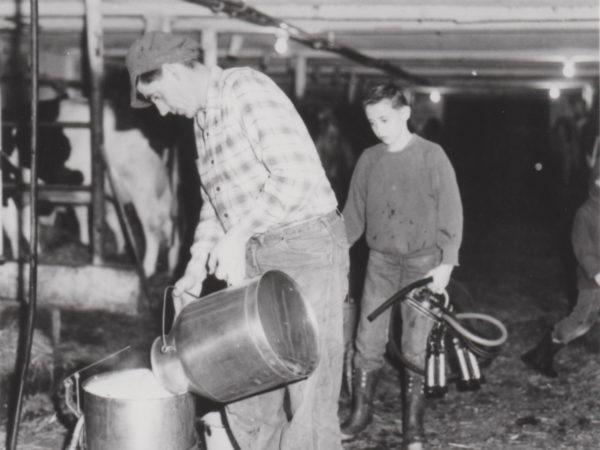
[{"left": 0, "top": 0, "right": 598, "bottom": 93}]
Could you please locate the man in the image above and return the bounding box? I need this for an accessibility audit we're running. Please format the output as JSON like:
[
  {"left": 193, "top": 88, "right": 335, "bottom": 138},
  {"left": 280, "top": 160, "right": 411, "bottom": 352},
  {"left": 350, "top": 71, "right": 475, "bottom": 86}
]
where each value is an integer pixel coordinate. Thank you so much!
[{"left": 126, "top": 32, "right": 349, "bottom": 450}]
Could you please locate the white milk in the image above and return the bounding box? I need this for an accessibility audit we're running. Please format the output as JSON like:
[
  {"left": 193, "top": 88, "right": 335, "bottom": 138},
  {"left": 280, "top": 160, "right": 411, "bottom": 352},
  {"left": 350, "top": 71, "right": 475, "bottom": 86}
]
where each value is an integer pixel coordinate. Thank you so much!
[{"left": 84, "top": 368, "right": 175, "bottom": 399}]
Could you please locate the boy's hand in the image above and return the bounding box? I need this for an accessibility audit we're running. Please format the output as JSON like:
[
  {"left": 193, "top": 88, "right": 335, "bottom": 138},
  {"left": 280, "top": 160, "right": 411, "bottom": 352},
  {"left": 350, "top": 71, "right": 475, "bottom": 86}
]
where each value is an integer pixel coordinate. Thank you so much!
[
  {"left": 207, "top": 225, "right": 252, "bottom": 287},
  {"left": 425, "top": 264, "right": 454, "bottom": 293},
  {"left": 173, "top": 259, "right": 207, "bottom": 316}
]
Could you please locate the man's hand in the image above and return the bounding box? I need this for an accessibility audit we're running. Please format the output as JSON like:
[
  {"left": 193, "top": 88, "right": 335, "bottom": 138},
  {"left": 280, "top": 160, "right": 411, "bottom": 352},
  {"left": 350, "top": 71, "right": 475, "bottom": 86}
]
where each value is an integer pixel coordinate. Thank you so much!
[
  {"left": 207, "top": 225, "right": 252, "bottom": 286},
  {"left": 425, "top": 264, "right": 454, "bottom": 294},
  {"left": 172, "top": 259, "right": 207, "bottom": 316}
]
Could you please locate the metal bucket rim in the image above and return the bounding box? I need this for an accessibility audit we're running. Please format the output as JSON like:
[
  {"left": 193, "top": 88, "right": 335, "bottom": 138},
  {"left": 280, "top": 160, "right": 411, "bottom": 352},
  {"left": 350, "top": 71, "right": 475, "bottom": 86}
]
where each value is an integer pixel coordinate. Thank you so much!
[
  {"left": 82, "top": 368, "right": 191, "bottom": 401},
  {"left": 246, "top": 270, "right": 320, "bottom": 379}
]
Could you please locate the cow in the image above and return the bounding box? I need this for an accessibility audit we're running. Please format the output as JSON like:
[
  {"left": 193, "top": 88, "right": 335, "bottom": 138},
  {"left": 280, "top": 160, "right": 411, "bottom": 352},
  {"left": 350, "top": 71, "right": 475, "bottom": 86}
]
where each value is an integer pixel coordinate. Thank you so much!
[
  {"left": 57, "top": 97, "right": 180, "bottom": 277},
  {"left": 1, "top": 98, "right": 180, "bottom": 278}
]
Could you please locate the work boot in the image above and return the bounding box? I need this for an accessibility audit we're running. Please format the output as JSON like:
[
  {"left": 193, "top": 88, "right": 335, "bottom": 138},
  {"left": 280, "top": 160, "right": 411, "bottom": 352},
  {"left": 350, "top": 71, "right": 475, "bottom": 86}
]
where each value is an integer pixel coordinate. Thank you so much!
[
  {"left": 520, "top": 332, "right": 564, "bottom": 378},
  {"left": 402, "top": 369, "right": 426, "bottom": 450},
  {"left": 340, "top": 368, "right": 380, "bottom": 440}
]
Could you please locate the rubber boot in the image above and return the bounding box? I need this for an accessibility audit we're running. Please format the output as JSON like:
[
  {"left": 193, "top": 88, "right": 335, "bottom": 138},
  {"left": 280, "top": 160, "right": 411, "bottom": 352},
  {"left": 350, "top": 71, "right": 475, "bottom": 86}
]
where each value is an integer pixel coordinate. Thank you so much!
[
  {"left": 520, "top": 332, "right": 564, "bottom": 378},
  {"left": 402, "top": 369, "right": 426, "bottom": 450},
  {"left": 340, "top": 368, "right": 380, "bottom": 440}
]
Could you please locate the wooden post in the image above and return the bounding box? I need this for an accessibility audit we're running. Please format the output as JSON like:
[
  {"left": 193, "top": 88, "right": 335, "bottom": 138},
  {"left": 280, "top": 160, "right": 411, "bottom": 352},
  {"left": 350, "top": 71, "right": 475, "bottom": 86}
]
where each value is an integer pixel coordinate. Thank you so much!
[
  {"left": 51, "top": 307, "right": 61, "bottom": 346},
  {"left": 202, "top": 29, "right": 218, "bottom": 67},
  {"left": 84, "top": 0, "right": 105, "bottom": 265},
  {"left": 294, "top": 55, "right": 307, "bottom": 101},
  {"left": 0, "top": 66, "right": 4, "bottom": 261},
  {"left": 347, "top": 72, "right": 359, "bottom": 104}
]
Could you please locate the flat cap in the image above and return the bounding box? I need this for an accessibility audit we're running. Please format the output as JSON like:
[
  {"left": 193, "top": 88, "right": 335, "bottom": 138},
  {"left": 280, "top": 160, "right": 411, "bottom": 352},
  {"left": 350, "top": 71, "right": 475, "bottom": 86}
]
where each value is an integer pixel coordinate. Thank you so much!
[{"left": 126, "top": 32, "right": 201, "bottom": 108}]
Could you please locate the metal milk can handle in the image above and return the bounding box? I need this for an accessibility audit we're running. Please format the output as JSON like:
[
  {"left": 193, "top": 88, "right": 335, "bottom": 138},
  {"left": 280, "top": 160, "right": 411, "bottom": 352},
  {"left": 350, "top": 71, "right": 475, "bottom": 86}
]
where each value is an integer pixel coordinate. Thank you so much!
[{"left": 161, "top": 286, "right": 204, "bottom": 353}]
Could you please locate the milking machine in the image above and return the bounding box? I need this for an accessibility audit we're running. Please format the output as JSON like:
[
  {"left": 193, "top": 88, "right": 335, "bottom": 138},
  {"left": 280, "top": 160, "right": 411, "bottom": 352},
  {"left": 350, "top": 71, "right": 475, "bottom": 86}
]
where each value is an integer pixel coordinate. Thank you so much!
[{"left": 368, "top": 277, "right": 508, "bottom": 397}]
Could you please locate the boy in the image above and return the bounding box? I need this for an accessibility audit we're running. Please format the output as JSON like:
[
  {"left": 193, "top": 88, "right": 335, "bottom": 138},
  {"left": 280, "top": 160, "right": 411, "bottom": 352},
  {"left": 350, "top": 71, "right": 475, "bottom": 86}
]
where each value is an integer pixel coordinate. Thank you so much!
[
  {"left": 521, "top": 139, "right": 600, "bottom": 377},
  {"left": 342, "top": 84, "right": 463, "bottom": 449}
]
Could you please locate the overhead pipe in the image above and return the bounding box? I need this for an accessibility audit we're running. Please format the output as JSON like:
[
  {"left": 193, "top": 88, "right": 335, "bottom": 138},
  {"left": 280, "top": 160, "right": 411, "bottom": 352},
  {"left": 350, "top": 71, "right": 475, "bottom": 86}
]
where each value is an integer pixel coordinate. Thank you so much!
[
  {"left": 7, "top": 0, "right": 40, "bottom": 448},
  {"left": 184, "top": 0, "right": 429, "bottom": 85}
]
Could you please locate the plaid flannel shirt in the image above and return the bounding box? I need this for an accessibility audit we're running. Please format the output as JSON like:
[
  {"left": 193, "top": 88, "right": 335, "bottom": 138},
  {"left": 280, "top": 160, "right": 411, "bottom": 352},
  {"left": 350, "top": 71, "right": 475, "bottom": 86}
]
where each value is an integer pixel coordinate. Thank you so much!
[{"left": 189, "top": 66, "right": 337, "bottom": 263}]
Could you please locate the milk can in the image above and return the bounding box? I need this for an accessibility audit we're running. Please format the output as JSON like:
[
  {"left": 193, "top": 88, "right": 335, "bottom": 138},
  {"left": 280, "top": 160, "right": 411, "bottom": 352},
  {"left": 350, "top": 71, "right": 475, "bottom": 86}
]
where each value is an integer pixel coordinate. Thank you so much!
[{"left": 151, "top": 270, "right": 320, "bottom": 403}]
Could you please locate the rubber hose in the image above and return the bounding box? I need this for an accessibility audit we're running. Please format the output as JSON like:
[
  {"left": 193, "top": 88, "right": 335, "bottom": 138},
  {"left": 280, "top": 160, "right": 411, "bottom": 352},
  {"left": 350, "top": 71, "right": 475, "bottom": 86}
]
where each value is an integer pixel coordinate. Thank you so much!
[
  {"left": 442, "top": 312, "right": 508, "bottom": 347},
  {"left": 67, "top": 415, "right": 85, "bottom": 450}
]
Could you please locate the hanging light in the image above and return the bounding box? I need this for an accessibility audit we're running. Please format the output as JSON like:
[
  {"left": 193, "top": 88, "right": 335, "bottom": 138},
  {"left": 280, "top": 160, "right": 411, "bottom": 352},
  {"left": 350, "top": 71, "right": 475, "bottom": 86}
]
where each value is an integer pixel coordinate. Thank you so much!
[
  {"left": 227, "top": 34, "right": 244, "bottom": 58},
  {"left": 274, "top": 33, "right": 289, "bottom": 55},
  {"left": 549, "top": 87, "right": 561, "bottom": 100},
  {"left": 582, "top": 84, "right": 594, "bottom": 109},
  {"left": 562, "top": 60, "right": 576, "bottom": 78},
  {"left": 429, "top": 89, "right": 441, "bottom": 103}
]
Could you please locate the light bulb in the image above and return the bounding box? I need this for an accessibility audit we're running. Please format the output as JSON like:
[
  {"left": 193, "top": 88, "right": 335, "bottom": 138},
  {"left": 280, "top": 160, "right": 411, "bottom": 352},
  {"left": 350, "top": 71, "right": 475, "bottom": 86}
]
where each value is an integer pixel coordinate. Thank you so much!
[
  {"left": 549, "top": 87, "right": 560, "bottom": 100},
  {"left": 562, "top": 61, "right": 575, "bottom": 78},
  {"left": 429, "top": 90, "right": 441, "bottom": 103},
  {"left": 274, "top": 35, "right": 289, "bottom": 55}
]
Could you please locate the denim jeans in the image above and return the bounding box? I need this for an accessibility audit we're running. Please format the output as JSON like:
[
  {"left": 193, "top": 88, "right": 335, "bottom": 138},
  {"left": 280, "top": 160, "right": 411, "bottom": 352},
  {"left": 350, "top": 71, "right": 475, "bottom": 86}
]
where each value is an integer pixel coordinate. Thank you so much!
[
  {"left": 553, "top": 287, "right": 600, "bottom": 344},
  {"left": 225, "top": 211, "right": 349, "bottom": 450},
  {"left": 353, "top": 249, "right": 441, "bottom": 371}
]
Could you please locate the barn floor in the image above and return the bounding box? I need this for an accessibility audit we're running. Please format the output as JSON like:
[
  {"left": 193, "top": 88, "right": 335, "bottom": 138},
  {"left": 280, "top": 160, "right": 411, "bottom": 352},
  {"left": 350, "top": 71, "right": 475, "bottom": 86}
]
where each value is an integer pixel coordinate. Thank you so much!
[{"left": 1, "top": 213, "right": 600, "bottom": 449}]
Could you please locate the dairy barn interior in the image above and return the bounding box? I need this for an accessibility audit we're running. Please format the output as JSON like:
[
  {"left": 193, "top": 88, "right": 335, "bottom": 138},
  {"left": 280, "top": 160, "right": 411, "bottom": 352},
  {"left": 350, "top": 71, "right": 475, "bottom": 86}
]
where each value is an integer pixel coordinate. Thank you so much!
[{"left": 0, "top": 0, "right": 598, "bottom": 449}]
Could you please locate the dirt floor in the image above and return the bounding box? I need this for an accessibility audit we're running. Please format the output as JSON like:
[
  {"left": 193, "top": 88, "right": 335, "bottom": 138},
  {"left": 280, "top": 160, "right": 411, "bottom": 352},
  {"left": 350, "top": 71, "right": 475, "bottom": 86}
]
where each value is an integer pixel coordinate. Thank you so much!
[{"left": 1, "top": 213, "right": 600, "bottom": 449}]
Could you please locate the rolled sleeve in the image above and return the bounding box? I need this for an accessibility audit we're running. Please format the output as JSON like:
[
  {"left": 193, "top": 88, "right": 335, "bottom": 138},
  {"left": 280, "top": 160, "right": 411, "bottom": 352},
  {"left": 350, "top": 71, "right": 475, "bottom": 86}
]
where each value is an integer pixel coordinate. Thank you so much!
[{"left": 189, "top": 187, "right": 225, "bottom": 265}]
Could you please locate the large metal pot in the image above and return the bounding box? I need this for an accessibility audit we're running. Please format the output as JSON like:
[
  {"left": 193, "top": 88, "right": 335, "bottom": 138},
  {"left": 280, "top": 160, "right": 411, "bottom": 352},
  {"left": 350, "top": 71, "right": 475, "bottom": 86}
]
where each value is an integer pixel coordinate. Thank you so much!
[
  {"left": 82, "top": 368, "right": 197, "bottom": 450},
  {"left": 151, "top": 270, "right": 320, "bottom": 403}
]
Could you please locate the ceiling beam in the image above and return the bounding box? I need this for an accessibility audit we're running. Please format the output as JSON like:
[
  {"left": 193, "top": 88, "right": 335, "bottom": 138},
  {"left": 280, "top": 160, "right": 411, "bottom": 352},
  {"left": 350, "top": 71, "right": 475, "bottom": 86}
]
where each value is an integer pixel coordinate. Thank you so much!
[
  {"left": 0, "top": 1, "right": 597, "bottom": 33},
  {"left": 3, "top": 1, "right": 597, "bottom": 22}
]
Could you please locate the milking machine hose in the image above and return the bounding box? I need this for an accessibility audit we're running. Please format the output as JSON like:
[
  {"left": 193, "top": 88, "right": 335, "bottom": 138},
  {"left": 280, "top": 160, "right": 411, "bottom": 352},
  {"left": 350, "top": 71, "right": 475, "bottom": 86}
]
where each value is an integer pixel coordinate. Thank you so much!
[
  {"left": 367, "top": 277, "right": 433, "bottom": 321},
  {"left": 368, "top": 277, "right": 508, "bottom": 349},
  {"left": 444, "top": 312, "right": 507, "bottom": 348}
]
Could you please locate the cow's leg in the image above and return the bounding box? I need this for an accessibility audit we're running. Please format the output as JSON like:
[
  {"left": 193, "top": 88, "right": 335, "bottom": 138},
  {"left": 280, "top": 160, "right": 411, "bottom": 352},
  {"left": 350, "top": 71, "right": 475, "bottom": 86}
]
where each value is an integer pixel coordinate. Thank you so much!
[
  {"left": 141, "top": 218, "right": 161, "bottom": 278},
  {"left": 167, "top": 223, "right": 180, "bottom": 275},
  {"left": 39, "top": 206, "right": 65, "bottom": 227},
  {"left": 105, "top": 201, "right": 126, "bottom": 255},
  {"left": 2, "top": 200, "right": 20, "bottom": 258},
  {"left": 20, "top": 204, "right": 31, "bottom": 251},
  {"left": 74, "top": 205, "right": 90, "bottom": 246}
]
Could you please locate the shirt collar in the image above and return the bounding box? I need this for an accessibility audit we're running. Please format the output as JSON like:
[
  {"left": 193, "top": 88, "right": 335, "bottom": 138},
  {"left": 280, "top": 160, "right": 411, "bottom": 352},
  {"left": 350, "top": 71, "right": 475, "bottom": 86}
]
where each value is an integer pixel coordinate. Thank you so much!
[
  {"left": 195, "top": 66, "right": 223, "bottom": 129},
  {"left": 199, "top": 66, "right": 223, "bottom": 113}
]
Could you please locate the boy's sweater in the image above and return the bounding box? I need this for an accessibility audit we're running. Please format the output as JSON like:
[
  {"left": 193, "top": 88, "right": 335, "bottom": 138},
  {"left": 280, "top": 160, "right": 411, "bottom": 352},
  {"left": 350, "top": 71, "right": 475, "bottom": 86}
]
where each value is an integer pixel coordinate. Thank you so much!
[{"left": 343, "top": 135, "right": 463, "bottom": 265}]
